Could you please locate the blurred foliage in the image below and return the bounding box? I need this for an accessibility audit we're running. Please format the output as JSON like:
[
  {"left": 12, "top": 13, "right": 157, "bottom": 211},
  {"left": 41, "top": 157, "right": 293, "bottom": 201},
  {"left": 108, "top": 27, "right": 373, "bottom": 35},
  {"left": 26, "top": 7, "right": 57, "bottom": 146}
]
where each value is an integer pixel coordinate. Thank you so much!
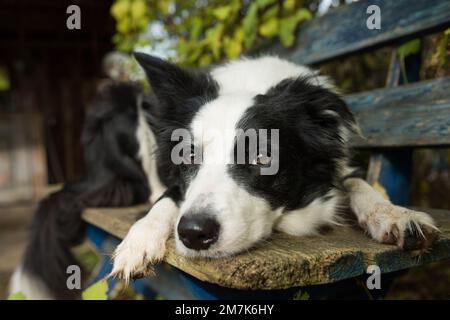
[
  {"left": 387, "top": 260, "right": 450, "bottom": 299},
  {"left": 110, "top": 0, "right": 312, "bottom": 66},
  {"left": 82, "top": 280, "right": 108, "bottom": 300},
  {"left": 7, "top": 292, "right": 26, "bottom": 300},
  {"left": 292, "top": 290, "right": 310, "bottom": 300},
  {"left": 0, "top": 66, "right": 10, "bottom": 91},
  {"left": 7, "top": 280, "right": 109, "bottom": 300},
  {"left": 320, "top": 47, "right": 391, "bottom": 93},
  {"left": 422, "top": 28, "right": 450, "bottom": 79}
]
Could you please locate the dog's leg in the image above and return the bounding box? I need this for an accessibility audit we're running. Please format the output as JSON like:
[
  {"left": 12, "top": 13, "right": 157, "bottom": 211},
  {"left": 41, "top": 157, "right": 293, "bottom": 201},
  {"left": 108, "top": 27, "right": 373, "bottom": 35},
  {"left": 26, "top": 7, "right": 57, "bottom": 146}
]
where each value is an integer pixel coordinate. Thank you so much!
[
  {"left": 344, "top": 178, "right": 439, "bottom": 254},
  {"left": 110, "top": 196, "right": 179, "bottom": 283}
]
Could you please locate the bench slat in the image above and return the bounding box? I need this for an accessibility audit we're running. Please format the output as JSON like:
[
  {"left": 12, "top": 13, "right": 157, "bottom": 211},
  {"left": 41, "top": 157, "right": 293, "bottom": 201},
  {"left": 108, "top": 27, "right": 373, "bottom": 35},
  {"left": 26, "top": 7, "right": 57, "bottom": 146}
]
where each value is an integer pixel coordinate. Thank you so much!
[
  {"left": 265, "top": 0, "right": 450, "bottom": 65},
  {"left": 346, "top": 77, "right": 450, "bottom": 148},
  {"left": 83, "top": 206, "right": 450, "bottom": 290}
]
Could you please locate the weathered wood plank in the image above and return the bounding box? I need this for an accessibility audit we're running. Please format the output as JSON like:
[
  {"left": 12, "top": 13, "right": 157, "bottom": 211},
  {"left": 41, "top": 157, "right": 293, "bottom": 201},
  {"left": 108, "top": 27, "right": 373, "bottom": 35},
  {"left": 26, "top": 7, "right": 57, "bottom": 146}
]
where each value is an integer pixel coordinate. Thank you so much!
[
  {"left": 82, "top": 206, "right": 450, "bottom": 290},
  {"left": 346, "top": 77, "right": 450, "bottom": 148},
  {"left": 264, "top": 0, "right": 450, "bottom": 65}
]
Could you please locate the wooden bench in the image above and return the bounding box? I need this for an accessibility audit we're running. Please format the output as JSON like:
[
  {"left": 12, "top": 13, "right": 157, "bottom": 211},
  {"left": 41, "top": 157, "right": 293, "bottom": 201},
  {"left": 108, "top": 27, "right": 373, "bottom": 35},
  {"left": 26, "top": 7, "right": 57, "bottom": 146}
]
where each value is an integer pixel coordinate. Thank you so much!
[{"left": 83, "top": 0, "right": 450, "bottom": 298}]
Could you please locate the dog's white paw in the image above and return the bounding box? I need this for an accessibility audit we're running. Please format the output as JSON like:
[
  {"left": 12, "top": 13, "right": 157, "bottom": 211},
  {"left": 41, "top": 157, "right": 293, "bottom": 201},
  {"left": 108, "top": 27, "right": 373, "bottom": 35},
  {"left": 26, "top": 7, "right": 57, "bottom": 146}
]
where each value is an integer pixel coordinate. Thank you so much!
[
  {"left": 109, "top": 219, "right": 167, "bottom": 283},
  {"left": 362, "top": 203, "right": 439, "bottom": 255}
]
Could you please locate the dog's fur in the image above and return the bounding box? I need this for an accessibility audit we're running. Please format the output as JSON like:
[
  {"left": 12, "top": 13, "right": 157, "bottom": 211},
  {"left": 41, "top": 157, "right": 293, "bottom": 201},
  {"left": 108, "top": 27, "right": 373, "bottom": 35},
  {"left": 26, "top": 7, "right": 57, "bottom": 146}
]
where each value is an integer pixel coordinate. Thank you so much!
[{"left": 11, "top": 55, "right": 439, "bottom": 299}]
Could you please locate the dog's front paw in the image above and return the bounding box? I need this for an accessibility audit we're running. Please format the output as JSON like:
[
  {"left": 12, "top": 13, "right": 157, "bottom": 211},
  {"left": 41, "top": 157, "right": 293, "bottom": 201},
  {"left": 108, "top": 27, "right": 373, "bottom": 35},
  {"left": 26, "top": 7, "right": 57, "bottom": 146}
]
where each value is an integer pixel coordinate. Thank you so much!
[
  {"left": 109, "top": 219, "right": 167, "bottom": 283},
  {"left": 365, "top": 204, "right": 439, "bottom": 255}
]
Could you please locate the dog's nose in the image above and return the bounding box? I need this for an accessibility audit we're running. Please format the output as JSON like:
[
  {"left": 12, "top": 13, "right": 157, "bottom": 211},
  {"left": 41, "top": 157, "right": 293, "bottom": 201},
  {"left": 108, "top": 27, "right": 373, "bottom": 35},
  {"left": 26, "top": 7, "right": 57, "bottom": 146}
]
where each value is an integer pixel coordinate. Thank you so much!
[{"left": 177, "top": 215, "right": 220, "bottom": 250}]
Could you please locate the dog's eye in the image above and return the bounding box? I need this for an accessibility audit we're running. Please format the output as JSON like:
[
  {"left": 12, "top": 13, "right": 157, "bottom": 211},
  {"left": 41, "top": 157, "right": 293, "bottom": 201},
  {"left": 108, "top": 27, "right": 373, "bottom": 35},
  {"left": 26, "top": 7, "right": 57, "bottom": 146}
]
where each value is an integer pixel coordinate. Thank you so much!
[{"left": 251, "top": 153, "right": 271, "bottom": 166}]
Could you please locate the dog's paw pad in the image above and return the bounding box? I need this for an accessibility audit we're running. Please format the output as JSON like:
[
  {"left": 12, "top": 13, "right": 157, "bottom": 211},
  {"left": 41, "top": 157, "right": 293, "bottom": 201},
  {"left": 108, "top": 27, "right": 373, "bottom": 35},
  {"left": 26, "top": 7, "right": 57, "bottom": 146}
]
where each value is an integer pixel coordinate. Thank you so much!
[
  {"left": 367, "top": 204, "right": 439, "bottom": 254},
  {"left": 402, "top": 221, "right": 439, "bottom": 253}
]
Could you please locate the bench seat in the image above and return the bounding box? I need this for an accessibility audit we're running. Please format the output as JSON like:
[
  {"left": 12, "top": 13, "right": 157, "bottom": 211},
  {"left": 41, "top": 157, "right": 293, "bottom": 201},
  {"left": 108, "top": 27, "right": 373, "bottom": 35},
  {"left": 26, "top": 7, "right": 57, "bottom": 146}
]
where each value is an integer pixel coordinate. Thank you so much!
[{"left": 82, "top": 206, "right": 450, "bottom": 290}]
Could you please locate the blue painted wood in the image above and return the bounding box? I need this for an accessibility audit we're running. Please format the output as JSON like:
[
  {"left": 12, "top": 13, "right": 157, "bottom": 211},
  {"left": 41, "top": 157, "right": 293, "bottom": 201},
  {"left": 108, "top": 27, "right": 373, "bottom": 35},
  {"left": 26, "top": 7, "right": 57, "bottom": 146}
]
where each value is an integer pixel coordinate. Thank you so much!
[
  {"left": 365, "top": 47, "right": 413, "bottom": 205},
  {"left": 345, "top": 77, "right": 450, "bottom": 148},
  {"left": 86, "top": 225, "right": 196, "bottom": 300},
  {"left": 376, "top": 151, "right": 412, "bottom": 205},
  {"left": 84, "top": 224, "right": 382, "bottom": 299},
  {"left": 263, "top": 0, "right": 450, "bottom": 65},
  {"left": 177, "top": 268, "right": 398, "bottom": 300},
  {"left": 86, "top": 225, "right": 123, "bottom": 298}
]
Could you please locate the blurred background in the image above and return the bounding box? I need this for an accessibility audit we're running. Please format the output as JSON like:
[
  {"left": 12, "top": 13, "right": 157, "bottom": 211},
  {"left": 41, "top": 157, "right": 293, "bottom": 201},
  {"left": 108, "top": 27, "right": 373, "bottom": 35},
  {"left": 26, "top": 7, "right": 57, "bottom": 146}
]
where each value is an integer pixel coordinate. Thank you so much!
[{"left": 0, "top": 0, "right": 449, "bottom": 299}]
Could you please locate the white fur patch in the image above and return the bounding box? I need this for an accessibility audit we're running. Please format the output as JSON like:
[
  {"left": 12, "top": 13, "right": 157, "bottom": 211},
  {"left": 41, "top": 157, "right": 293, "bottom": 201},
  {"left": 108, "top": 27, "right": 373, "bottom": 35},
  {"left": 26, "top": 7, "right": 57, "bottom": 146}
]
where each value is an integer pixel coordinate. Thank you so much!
[
  {"left": 110, "top": 197, "right": 179, "bottom": 282},
  {"left": 211, "top": 56, "right": 330, "bottom": 95},
  {"left": 275, "top": 191, "right": 343, "bottom": 236},
  {"left": 9, "top": 265, "right": 55, "bottom": 300},
  {"left": 136, "top": 96, "right": 166, "bottom": 203}
]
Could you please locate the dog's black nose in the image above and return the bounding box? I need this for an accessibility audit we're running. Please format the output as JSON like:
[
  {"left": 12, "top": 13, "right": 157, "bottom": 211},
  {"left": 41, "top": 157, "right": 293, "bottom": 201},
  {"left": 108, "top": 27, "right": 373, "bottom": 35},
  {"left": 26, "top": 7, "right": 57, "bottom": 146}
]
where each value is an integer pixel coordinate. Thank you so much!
[{"left": 177, "top": 215, "right": 219, "bottom": 250}]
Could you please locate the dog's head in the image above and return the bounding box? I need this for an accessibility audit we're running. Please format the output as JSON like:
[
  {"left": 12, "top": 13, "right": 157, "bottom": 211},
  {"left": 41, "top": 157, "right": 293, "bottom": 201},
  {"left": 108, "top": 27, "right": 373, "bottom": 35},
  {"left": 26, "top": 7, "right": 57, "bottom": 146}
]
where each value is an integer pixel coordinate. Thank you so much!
[{"left": 135, "top": 53, "right": 356, "bottom": 257}]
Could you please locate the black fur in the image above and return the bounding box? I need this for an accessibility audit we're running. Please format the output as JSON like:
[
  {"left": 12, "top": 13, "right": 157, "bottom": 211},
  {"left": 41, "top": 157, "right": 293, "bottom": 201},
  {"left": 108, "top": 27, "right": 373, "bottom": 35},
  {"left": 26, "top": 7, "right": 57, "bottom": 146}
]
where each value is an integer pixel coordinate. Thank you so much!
[
  {"left": 229, "top": 77, "right": 356, "bottom": 210},
  {"left": 134, "top": 53, "right": 219, "bottom": 199},
  {"left": 135, "top": 54, "right": 356, "bottom": 213},
  {"left": 22, "top": 82, "right": 150, "bottom": 299}
]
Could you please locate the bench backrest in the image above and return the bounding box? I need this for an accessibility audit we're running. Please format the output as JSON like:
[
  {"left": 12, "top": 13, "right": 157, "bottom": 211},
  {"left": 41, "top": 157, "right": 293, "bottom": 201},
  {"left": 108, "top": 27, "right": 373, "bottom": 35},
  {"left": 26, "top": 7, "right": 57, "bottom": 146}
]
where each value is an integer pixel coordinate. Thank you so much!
[{"left": 264, "top": 0, "right": 450, "bottom": 149}]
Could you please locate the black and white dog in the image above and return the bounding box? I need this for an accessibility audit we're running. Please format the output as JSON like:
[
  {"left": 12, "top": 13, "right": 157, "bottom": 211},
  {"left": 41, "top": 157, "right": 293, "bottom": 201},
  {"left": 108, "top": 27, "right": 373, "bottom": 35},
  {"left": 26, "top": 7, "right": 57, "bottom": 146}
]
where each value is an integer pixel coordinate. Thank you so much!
[
  {"left": 11, "top": 53, "right": 438, "bottom": 299},
  {"left": 110, "top": 53, "right": 439, "bottom": 281}
]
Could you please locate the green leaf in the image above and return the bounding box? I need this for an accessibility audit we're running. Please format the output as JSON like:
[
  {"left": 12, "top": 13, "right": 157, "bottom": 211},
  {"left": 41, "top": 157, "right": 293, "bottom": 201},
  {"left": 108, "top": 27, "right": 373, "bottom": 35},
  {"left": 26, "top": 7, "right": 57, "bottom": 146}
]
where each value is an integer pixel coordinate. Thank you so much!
[
  {"left": 293, "top": 290, "right": 310, "bottom": 300},
  {"left": 205, "top": 23, "right": 224, "bottom": 59},
  {"left": 256, "top": 0, "right": 276, "bottom": 8},
  {"left": 243, "top": 2, "right": 259, "bottom": 49},
  {"left": 0, "top": 66, "right": 10, "bottom": 91},
  {"left": 117, "top": 16, "right": 131, "bottom": 34},
  {"left": 157, "top": 0, "right": 170, "bottom": 14},
  {"left": 198, "top": 54, "right": 212, "bottom": 67},
  {"left": 397, "top": 39, "right": 422, "bottom": 83},
  {"left": 397, "top": 39, "right": 422, "bottom": 60},
  {"left": 261, "top": 6, "right": 279, "bottom": 21},
  {"left": 259, "top": 18, "right": 279, "bottom": 38},
  {"left": 187, "top": 44, "right": 205, "bottom": 64},
  {"left": 283, "top": 0, "right": 296, "bottom": 12},
  {"left": 8, "top": 292, "right": 26, "bottom": 300},
  {"left": 278, "top": 9, "right": 312, "bottom": 47},
  {"left": 130, "top": 0, "right": 146, "bottom": 20},
  {"left": 234, "top": 26, "right": 244, "bottom": 43},
  {"left": 213, "top": 5, "right": 232, "bottom": 21},
  {"left": 189, "top": 17, "right": 203, "bottom": 41},
  {"left": 82, "top": 280, "right": 108, "bottom": 300},
  {"left": 111, "top": 0, "right": 130, "bottom": 20},
  {"left": 224, "top": 36, "right": 242, "bottom": 59},
  {"left": 279, "top": 16, "right": 297, "bottom": 47},
  {"left": 295, "top": 8, "right": 312, "bottom": 22}
]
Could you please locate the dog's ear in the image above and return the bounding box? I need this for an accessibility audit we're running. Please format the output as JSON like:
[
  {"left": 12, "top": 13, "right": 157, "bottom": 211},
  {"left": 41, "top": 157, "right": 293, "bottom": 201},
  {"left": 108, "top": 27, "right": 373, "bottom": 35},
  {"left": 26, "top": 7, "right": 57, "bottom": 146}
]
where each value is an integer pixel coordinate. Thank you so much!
[
  {"left": 281, "top": 77, "right": 359, "bottom": 142},
  {"left": 133, "top": 52, "right": 217, "bottom": 108}
]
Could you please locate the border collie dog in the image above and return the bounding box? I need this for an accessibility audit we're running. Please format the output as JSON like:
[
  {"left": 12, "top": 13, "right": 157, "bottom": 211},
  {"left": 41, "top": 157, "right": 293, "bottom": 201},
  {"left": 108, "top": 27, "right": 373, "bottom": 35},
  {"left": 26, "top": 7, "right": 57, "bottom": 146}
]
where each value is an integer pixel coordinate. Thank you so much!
[{"left": 11, "top": 54, "right": 439, "bottom": 299}]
